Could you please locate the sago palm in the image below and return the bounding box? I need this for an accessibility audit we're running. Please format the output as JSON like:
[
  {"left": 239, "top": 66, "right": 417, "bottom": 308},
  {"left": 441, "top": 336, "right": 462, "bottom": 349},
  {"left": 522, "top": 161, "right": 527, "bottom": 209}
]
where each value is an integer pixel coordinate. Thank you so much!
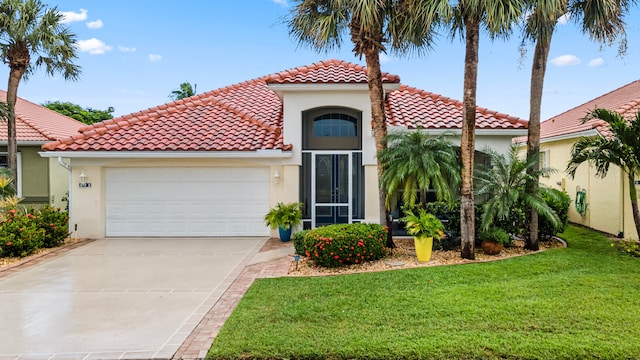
[
  {"left": 0, "top": 0, "right": 81, "bottom": 183},
  {"left": 475, "top": 145, "right": 559, "bottom": 233},
  {"left": 522, "top": 0, "right": 634, "bottom": 250},
  {"left": 378, "top": 130, "right": 460, "bottom": 209},
  {"left": 567, "top": 108, "right": 640, "bottom": 239}
]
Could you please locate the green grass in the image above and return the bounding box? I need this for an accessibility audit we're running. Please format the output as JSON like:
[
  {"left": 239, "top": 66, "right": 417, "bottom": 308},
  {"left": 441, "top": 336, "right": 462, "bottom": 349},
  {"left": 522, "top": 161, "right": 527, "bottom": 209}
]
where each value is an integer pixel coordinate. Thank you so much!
[{"left": 208, "top": 225, "right": 640, "bottom": 359}]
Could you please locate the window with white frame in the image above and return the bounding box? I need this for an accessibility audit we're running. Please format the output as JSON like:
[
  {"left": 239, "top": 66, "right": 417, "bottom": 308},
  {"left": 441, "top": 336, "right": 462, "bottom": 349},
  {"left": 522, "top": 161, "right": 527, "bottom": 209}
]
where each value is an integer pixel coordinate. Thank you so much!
[
  {"left": 0, "top": 153, "right": 22, "bottom": 197},
  {"left": 540, "top": 150, "right": 549, "bottom": 176}
]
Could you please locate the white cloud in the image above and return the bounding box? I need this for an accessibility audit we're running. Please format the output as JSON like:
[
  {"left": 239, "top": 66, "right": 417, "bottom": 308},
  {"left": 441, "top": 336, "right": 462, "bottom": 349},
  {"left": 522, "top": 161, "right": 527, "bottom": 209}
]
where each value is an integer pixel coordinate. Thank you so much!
[
  {"left": 76, "top": 38, "right": 112, "bottom": 55},
  {"left": 148, "top": 54, "right": 162, "bottom": 62},
  {"left": 557, "top": 13, "right": 570, "bottom": 25},
  {"left": 118, "top": 46, "right": 136, "bottom": 53},
  {"left": 588, "top": 57, "right": 605, "bottom": 67},
  {"left": 272, "top": 0, "right": 288, "bottom": 6},
  {"left": 550, "top": 54, "right": 580, "bottom": 66},
  {"left": 60, "top": 9, "right": 88, "bottom": 24},
  {"left": 86, "top": 19, "right": 103, "bottom": 29},
  {"left": 379, "top": 53, "right": 392, "bottom": 64}
]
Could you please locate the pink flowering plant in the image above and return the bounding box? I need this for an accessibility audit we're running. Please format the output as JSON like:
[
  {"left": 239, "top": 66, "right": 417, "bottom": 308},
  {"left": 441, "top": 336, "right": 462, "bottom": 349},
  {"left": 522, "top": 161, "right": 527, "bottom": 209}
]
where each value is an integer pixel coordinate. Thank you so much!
[
  {"left": 303, "top": 223, "right": 387, "bottom": 268},
  {"left": 30, "top": 206, "right": 70, "bottom": 248},
  {"left": 0, "top": 209, "right": 45, "bottom": 258}
]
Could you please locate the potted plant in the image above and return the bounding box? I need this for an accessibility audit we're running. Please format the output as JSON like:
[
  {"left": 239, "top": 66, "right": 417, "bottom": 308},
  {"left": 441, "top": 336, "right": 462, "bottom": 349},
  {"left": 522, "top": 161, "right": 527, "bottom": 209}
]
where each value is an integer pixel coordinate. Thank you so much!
[
  {"left": 401, "top": 208, "right": 445, "bottom": 262},
  {"left": 478, "top": 227, "right": 511, "bottom": 255},
  {"left": 264, "top": 202, "right": 303, "bottom": 242}
]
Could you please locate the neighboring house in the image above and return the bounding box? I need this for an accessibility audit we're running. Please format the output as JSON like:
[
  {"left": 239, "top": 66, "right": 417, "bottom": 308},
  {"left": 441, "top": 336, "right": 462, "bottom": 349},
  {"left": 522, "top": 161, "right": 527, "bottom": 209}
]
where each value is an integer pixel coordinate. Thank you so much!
[
  {"left": 0, "top": 91, "right": 84, "bottom": 208},
  {"left": 522, "top": 80, "right": 640, "bottom": 240},
  {"left": 41, "top": 59, "right": 527, "bottom": 239}
]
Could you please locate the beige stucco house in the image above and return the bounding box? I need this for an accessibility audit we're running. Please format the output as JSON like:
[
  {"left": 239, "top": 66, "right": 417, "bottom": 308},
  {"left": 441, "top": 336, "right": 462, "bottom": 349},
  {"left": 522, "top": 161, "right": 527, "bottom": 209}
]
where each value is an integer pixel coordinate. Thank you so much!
[
  {"left": 40, "top": 59, "right": 527, "bottom": 239},
  {"left": 520, "top": 80, "right": 640, "bottom": 240}
]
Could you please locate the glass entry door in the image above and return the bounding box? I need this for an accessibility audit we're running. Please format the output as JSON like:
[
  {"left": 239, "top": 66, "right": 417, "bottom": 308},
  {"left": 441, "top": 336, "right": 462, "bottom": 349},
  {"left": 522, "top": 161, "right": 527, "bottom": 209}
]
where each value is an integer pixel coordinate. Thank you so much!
[{"left": 314, "top": 154, "right": 350, "bottom": 226}]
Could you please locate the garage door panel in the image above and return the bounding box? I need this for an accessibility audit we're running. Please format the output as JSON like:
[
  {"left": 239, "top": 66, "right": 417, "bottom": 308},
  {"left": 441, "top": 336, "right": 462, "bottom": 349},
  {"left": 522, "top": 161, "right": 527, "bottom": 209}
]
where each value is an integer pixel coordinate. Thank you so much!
[{"left": 105, "top": 168, "right": 270, "bottom": 237}]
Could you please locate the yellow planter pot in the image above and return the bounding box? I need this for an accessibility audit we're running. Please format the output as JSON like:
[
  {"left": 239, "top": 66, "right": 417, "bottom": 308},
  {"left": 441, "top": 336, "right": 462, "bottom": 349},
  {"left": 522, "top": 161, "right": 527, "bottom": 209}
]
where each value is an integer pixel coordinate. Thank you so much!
[{"left": 413, "top": 236, "right": 434, "bottom": 262}]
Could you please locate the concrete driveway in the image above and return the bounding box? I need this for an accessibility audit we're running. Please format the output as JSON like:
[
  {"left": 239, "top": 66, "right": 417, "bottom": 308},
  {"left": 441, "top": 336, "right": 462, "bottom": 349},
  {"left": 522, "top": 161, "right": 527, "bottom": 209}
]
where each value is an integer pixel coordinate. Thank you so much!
[{"left": 0, "top": 237, "right": 265, "bottom": 359}]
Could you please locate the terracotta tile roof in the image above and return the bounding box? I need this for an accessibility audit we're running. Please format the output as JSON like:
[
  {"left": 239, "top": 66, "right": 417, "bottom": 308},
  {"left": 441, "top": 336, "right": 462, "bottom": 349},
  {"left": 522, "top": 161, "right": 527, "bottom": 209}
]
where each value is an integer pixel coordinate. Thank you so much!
[
  {"left": 44, "top": 59, "right": 524, "bottom": 152},
  {"left": 0, "top": 90, "right": 84, "bottom": 142},
  {"left": 266, "top": 59, "right": 400, "bottom": 84},
  {"left": 539, "top": 80, "right": 640, "bottom": 140},
  {"left": 386, "top": 85, "right": 528, "bottom": 130}
]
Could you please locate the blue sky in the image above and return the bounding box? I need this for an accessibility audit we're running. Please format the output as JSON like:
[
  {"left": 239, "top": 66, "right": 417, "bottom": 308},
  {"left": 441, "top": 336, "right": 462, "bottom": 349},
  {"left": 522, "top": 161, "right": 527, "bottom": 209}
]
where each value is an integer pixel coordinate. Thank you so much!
[{"left": 1, "top": 0, "right": 638, "bottom": 121}]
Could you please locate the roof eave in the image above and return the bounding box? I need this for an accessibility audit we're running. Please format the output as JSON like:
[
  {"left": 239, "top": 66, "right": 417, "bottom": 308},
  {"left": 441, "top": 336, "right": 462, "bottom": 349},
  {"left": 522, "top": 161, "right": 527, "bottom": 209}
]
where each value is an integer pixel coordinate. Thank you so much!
[
  {"left": 387, "top": 126, "right": 528, "bottom": 136},
  {"left": 267, "top": 83, "right": 401, "bottom": 100},
  {"left": 38, "top": 150, "right": 294, "bottom": 159},
  {"left": 539, "top": 129, "right": 601, "bottom": 144}
]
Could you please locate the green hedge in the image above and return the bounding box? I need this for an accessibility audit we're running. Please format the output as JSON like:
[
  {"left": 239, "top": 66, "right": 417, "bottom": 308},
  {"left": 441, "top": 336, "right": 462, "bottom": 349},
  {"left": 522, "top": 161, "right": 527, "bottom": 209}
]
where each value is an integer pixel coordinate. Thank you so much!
[
  {"left": 303, "top": 223, "right": 387, "bottom": 268},
  {"left": 0, "top": 206, "right": 69, "bottom": 258}
]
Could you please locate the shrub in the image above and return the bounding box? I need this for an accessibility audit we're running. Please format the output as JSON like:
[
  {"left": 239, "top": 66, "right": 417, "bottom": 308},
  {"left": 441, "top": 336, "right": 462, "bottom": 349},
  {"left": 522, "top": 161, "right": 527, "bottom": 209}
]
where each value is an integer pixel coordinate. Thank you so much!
[
  {"left": 0, "top": 209, "right": 45, "bottom": 258},
  {"left": 304, "top": 223, "right": 387, "bottom": 268},
  {"left": 539, "top": 189, "right": 571, "bottom": 239},
  {"left": 292, "top": 229, "right": 309, "bottom": 256},
  {"left": 32, "top": 206, "right": 70, "bottom": 248},
  {"left": 611, "top": 239, "right": 640, "bottom": 257},
  {"left": 478, "top": 227, "right": 511, "bottom": 246}
]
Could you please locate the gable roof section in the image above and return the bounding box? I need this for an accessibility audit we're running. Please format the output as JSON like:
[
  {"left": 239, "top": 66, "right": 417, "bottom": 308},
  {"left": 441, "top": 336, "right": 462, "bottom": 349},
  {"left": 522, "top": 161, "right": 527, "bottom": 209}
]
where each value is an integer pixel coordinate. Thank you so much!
[
  {"left": 44, "top": 59, "right": 526, "bottom": 152},
  {"left": 0, "top": 90, "right": 84, "bottom": 142},
  {"left": 386, "top": 85, "right": 528, "bottom": 130},
  {"left": 266, "top": 58, "right": 400, "bottom": 84},
  {"left": 540, "top": 80, "right": 640, "bottom": 140}
]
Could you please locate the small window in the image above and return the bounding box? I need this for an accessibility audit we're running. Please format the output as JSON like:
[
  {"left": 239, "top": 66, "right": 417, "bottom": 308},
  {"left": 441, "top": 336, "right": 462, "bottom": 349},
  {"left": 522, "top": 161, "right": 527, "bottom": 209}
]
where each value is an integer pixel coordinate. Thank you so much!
[
  {"left": 540, "top": 150, "right": 549, "bottom": 177},
  {"left": 313, "top": 113, "right": 358, "bottom": 137}
]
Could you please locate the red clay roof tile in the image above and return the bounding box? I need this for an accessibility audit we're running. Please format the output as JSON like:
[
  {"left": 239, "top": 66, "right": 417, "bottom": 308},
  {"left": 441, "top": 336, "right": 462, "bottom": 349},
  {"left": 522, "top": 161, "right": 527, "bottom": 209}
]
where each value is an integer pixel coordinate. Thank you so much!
[
  {"left": 44, "top": 60, "right": 524, "bottom": 152},
  {"left": 0, "top": 90, "right": 84, "bottom": 142},
  {"left": 539, "top": 80, "right": 640, "bottom": 140}
]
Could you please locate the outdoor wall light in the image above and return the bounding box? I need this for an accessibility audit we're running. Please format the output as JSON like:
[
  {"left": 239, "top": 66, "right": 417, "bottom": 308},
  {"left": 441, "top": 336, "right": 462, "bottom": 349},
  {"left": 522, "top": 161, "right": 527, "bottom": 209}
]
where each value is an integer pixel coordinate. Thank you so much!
[
  {"left": 79, "top": 170, "right": 91, "bottom": 188},
  {"left": 273, "top": 170, "right": 281, "bottom": 184}
]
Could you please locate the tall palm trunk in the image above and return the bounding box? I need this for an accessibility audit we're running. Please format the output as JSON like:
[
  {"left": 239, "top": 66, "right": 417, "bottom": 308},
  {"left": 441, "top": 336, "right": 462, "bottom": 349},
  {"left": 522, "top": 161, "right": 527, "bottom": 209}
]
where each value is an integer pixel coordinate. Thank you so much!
[
  {"left": 460, "top": 17, "right": 479, "bottom": 260},
  {"left": 628, "top": 174, "right": 640, "bottom": 239},
  {"left": 525, "top": 36, "right": 552, "bottom": 250},
  {"left": 6, "top": 67, "right": 24, "bottom": 184},
  {"left": 363, "top": 49, "right": 394, "bottom": 248}
]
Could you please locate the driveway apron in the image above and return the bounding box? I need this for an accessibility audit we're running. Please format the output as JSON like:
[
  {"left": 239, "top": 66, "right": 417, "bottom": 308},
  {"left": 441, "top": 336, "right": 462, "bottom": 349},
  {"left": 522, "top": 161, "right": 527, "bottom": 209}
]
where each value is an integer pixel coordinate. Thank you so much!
[{"left": 0, "top": 237, "right": 265, "bottom": 359}]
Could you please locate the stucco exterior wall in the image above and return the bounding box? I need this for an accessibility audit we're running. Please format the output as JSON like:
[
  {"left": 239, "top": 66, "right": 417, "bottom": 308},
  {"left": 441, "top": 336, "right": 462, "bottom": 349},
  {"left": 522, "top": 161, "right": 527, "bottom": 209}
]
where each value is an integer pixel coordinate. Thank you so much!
[
  {"left": 540, "top": 138, "right": 638, "bottom": 240},
  {"left": 48, "top": 157, "right": 70, "bottom": 209},
  {"left": 10, "top": 146, "right": 49, "bottom": 204}
]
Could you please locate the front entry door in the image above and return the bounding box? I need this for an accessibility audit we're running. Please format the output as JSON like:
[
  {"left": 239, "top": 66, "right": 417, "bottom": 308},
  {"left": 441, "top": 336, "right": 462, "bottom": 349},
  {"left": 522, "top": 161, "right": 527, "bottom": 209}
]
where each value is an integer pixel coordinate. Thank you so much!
[{"left": 314, "top": 154, "right": 350, "bottom": 226}]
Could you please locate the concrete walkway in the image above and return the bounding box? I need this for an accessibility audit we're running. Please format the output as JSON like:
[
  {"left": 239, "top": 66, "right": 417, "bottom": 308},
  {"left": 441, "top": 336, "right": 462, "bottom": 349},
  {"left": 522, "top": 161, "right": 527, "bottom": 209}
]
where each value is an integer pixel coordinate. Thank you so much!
[{"left": 0, "top": 237, "right": 288, "bottom": 360}]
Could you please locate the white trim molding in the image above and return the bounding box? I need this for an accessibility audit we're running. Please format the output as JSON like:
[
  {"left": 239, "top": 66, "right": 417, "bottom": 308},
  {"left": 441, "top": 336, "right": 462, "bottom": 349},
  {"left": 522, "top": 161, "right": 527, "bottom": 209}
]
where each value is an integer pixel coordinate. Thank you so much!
[{"left": 39, "top": 150, "right": 294, "bottom": 159}]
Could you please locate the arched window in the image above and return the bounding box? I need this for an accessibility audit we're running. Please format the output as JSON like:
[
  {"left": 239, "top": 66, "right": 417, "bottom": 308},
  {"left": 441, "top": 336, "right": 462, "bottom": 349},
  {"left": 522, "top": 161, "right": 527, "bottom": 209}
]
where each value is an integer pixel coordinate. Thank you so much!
[{"left": 313, "top": 113, "right": 358, "bottom": 137}]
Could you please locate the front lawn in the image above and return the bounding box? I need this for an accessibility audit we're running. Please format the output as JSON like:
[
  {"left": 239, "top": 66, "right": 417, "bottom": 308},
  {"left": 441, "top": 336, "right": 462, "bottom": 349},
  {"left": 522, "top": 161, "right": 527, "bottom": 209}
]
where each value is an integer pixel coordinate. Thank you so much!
[{"left": 208, "top": 225, "right": 640, "bottom": 359}]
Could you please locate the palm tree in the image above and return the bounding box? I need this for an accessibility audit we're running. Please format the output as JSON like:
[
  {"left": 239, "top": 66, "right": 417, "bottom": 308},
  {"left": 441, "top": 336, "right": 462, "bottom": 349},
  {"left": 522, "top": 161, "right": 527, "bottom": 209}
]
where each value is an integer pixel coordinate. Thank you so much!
[
  {"left": 476, "top": 145, "right": 559, "bottom": 232},
  {"left": 452, "top": 0, "right": 524, "bottom": 259},
  {"left": 287, "top": 0, "right": 446, "bottom": 246},
  {"left": 522, "top": 0, "right": 634, "bottom": 250},
  {"left": 378, "top": 130, "right": 460, "bottom": 209},
  {"left": 0, "top": 0, "right": 80, "bottom": 183},
  {"left": 567, "top": 108, "right": 640, "bottom": 239},
  {"left": 169, "top": 81, "right": 197, "bottom": 100}
]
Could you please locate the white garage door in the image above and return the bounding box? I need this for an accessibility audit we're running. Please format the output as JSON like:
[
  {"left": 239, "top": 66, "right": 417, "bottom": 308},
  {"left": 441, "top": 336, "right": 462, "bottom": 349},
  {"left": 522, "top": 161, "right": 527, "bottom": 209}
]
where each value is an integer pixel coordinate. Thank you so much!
[{"left": 105, "top": 167, "right": 270, "bottom": 237}]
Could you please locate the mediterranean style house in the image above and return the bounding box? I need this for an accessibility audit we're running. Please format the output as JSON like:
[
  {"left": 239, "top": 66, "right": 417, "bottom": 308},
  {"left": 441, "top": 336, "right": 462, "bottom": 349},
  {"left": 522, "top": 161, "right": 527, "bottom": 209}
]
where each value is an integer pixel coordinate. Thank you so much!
[
  {"left": 526, "top": 80, "right": 640, "bottom": 240},
  {"left": 40, "top": 59, "right": 527, "bottom": 239},
  {"left": 0, "top": 91, "right": 84, "bottom": 208}
]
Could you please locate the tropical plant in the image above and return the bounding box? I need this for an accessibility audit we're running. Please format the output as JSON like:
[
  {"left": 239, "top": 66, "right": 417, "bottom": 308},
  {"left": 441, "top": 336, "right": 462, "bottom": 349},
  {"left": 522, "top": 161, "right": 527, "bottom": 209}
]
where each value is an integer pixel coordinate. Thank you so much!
[
  {"left": 0, "top": 167, "right": 16, "bottom": 198},
  {"left": 521, "top": 0, "right": 634, "bottom": 251},
  {"left": 0, "top": 0, "right": 81, "bottom": 184},
  {"left": 264, "top": 202, "right": 304, "bottom": 230},
  {"left": 43, "top": 101, "right": 114, "bottom": 125},
  {"left": 475, "top": 145, "right": 560, "bottom": 233},
  {"left": 567, "top": 108, "right": 640, "bottom": 239},
  {"left": 287, "top": 0, "right": 447, "bottom": 247},
  {"left": 401, "top": 208, "right": 445, "bottom": 240},
  {"left": 169, "top": 81, "right": 197, "bottom": 100},
  {"left": 452, "top": 0, "right": 524, "bottom": 260},
  {"left": 478, "top": 227, "right": 511, "bottom": 246},
  {"left": 378, "top": 130, "right": 460, "bottom": 209}
]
